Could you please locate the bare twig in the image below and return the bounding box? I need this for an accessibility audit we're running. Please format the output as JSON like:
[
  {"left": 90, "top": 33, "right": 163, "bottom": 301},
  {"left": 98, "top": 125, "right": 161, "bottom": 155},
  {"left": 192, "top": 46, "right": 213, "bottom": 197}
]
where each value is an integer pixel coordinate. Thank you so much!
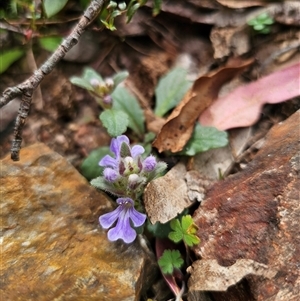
[{"left": 0, "top": 0, "right": 107, "bottom": 161}]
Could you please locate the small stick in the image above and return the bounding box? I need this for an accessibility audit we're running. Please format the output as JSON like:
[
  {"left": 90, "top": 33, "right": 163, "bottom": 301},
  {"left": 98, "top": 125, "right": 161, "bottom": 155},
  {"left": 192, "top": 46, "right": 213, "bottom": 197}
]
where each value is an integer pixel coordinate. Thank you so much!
[{"left": 0, "top": 0, "right": 107, "bottom": 160}]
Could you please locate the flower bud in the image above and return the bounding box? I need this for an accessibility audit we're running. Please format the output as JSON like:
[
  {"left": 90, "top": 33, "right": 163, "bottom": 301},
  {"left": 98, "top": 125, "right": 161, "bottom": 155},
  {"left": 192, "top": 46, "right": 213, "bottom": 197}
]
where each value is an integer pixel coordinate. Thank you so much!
[
  {"left": 90, "top": 78, "right": 100, "bottom": 88},
  {"left": 103, "top": 168, "right": 119, "bottom": 182},
  {"left": 128, "top": 174, "right": 140, "bottom": 189},
  {"left": 143, "top": 155, "right": 157, "bottom": 172}
]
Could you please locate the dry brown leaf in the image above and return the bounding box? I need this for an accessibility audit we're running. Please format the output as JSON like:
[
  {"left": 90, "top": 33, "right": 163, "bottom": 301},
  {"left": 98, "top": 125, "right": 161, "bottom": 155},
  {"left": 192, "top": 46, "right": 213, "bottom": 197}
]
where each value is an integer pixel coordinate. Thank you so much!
[{"left": 153, "top": 58, "right": 254, "bottom": 153}]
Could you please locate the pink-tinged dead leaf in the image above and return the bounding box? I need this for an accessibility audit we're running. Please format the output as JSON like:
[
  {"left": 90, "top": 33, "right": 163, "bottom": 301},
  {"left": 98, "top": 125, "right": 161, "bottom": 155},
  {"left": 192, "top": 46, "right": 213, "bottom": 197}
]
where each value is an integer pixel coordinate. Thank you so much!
[
  {"left": 187, "top": 259, "right": 277, "bottom": 292},
  {"left": 199, "top": 62, "right": 300, "bottom": 130},
  {"left": 216, "top": 0, "right": 265, "bottom": 8},
  {"left": 153, "top": 58, "right": 254, "bottom": 153}
]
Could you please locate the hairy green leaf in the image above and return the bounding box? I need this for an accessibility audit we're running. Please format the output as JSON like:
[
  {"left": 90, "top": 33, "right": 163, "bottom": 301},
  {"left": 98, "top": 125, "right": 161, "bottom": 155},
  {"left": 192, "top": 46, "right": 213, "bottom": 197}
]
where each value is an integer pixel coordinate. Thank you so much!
[
  {"left": 180, "top": 123, "right": 228, "bottom": 156},
  {"left": 112, "top": 71, "right": 129, "bottom": 87},
  {"left": 112, "top": 86, "right": 145, "bottom": 137},
  {"left": 0, "top": 48, "right": 24, "bottom": 74},
  {"left": 39, "top": 36, "right": 62, "bottom": 52},
  {"left": 154, "top": 67, "right": 192, "bottom": 117},
  {"left": 81, "top": 146, "right": 111, "bottom": 180},
  {"left": 69, "top": 76, "right": 93, "bottom": 91},
  {"left": 70, "top": 68, "right": 103, "bottom": 91},
  {"left": 43, "top": 0, "right": 68, "bottom": 18},
  {"left": 83, "top": 67, "right": 103, "bottom": 83},
  {"left": 100, "top": 109, "right": 129, "bottom": 137}
]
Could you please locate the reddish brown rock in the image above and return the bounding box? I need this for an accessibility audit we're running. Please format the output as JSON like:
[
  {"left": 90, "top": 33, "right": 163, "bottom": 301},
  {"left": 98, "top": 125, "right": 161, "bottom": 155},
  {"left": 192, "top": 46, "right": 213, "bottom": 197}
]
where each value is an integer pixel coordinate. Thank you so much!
[
  {"left": 0, "top": 143, "right": 157, "bottom": 301},
  {"left": 191, "top": 111, "right": 300, "bottom": 300}
]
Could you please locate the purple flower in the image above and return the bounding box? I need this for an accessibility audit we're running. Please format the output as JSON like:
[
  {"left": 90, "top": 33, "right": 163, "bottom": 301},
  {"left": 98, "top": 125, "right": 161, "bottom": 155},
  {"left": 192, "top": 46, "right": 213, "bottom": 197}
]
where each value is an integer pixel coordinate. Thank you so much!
[
  {"left": 99, "top": 198, "right": 146, "bottom": 243},
  {"left": 103, "top": 168, "right": 119, "bottom": 182},
  {"left": 143, "top": 155, "right": 157, "bottom": 172},
  {"left": 103, "top": 94, "right": 113, "bottom": 104},
  {"left": 99, "top": 135, "right": 144, "bottom": 169}
]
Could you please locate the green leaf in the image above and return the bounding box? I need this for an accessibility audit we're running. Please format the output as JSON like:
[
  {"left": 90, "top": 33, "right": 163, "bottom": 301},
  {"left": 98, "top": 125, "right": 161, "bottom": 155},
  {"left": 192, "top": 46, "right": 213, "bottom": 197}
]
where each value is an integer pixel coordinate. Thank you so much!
[
  {"left": 158, "top": 250, "right": 184, "bottom": 274},
  {"left": 39, "top": 36, "right": 62, "bottom": 52},
  {"left": 100, "top": 109, "right": 129, "bottom": 137},
  {"left": 168, "top": 219, "right": 183, "bottom": 243},
  {"left": 70, "top": 68, "right": 103, "bottom": 92},
  {"left": 90, "top": 176, "right": 112, "bottom": 191},
  {"left": 180, "top": 123, "right": 228, "bottom": 156},
  {"left": 81, "top": 146, "right": 111, "bottom": 180},
  {"left": 83, "top": 67, "right": 103, "bottom": 83},
  {"left": 146, "top": 220, "right": 171, "bottom": 238},
  {"left": 112, "top": 71, "right": 129, "bottom": 87},
  {"left": 153, "top": 0, "right": 162, "bottom": 16},
  {"left": 112, "top": 86, "right": 145, "bottom": 137},
  {"left": 154, "top": 67, "right": 192, "bottom": 117},
  {"left": 126, "top": 2, "right": 140, "bottom": 23},
  {"left": 69, "top": 76, "right": 94, "bottom": 91},
  {"left": 0, "top": 48, "right": 24, "bottom": 74},
  {"left": 168, "top": 215, "right": 200, "bottom": 247},
  {"left": 142, "top": 132, "right": 156, "bottom": 156},
  {"left": 43, "top": 0, "right": 68, "bottom": 18}
]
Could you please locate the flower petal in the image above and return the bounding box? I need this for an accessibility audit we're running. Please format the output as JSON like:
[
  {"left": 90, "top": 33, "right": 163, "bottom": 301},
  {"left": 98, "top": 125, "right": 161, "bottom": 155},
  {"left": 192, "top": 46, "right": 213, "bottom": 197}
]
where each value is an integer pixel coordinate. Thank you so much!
[
  {"left": 103, "top": 168, "right": 119, "bottom": 182},
  {"left": 143, "top": 155, "right": 157, "bottom": 172},
  {"left": 99, "top": 155, "right": 118, "bottom": 168},
  {"left": 107, "top": 210, "right": 137, "bottom": 243},
  {"left": 99, "top": 206, "right": 123, "bottom": 229},
  {"left": 131, "top": 145, "right": 145, "bottom": 158},
  {"left": 116, "top": 197, "right": 134, "bottom": 206},
  {"left": 128, "top": 207, "right": 147, "bottom": 227},
  {"left": 110, "top": 135, "right": 129, "bottom": 157}
]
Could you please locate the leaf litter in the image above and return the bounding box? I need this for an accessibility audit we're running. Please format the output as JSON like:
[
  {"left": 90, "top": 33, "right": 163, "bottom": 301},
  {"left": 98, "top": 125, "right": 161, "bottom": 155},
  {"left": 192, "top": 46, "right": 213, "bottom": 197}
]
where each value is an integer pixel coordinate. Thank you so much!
[{"left": 1, "top": 1, "right": 300, "bottom": 300}]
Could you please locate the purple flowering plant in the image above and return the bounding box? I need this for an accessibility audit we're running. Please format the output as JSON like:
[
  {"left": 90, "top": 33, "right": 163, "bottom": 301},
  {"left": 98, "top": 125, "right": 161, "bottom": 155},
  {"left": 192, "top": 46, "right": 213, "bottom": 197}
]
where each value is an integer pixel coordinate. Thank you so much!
[{"left": 91, "top": 135, "right": 167, "bottom": 243}]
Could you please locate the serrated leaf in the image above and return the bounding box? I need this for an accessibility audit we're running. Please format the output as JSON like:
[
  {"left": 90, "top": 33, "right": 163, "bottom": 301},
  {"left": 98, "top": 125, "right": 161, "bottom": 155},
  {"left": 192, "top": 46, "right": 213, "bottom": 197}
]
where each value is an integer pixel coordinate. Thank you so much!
[
  {"left": 180, "top": 123, "right": 228, "bottom": 156},
  {"left": 112, "top": 71, "right": 129, "bottom": 87},
  {"left": 181, "top": 215, "right": 194, "bottom": 232},
  {"left": 100, "top": 109, "right": 129, "bottom": 137},
  {"left": 184, "top": 234, "right": 200, "bottom": 247},
  {"left": 112, "top": 86, "right": 145, "bottom": 137},
  {"left": 154, "top": 67, "right": 192, "bottom": 117},
  {"left": 43, "top": 0, "right": 68, "bottom": 18},
  {"left": 39, "top": 36, "right": 62, "bottom": 52},
  {"left": 168, "top": 215, "right": 200, "bottom": 246},
  {"left": 158, "top": 249, "right": 184, "bottom": 274},
  {"left": 168, "top": 219, "right": 183, "bottom": 243},
  {"left": 168, "top": 231, "right": 183, "bottom": 243},
  {"left": 81, "top": 146, "right": 111, "bottom": 180},
  {"left": 0, "top": 48, "right": 24, "bottom": 74}
]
